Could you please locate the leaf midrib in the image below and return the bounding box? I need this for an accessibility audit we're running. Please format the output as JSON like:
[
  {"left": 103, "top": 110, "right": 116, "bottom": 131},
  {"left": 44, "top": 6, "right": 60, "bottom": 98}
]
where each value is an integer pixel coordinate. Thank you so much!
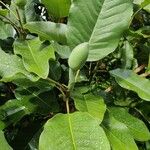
[
  {"left": 68, "top": 113, "right": 77, "bottom": 150},
  {"left": 89, "top": 0, "right": 105, "bottom": 44}
]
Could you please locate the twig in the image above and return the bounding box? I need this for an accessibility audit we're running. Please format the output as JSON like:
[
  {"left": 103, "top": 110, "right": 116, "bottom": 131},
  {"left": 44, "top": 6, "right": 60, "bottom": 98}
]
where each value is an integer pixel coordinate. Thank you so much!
[
  {"left": 134, "top": 64, "right": 146, "bottom": 73},
  {"left": 105, "top": 86, "right": 113, "bottom": 93}
]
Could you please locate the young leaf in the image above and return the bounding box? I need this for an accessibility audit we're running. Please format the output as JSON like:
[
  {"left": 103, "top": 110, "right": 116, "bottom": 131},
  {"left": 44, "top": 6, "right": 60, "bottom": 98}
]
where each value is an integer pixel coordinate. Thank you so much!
[
  {"left": 0, "top": 131, "right": 12, "bottom": 150},
  {"left": 103, "top": 114, "right": 138, "bottom": 150},
  {"left": 0, "top": 48, "right": 38, "bottom": 82},
  {"left": 14, "top": 38, "right": 55, "bottom": 79},
  {"left": 110, "top": 69, "right": 150, "bottom": 101},
  {"left": 110, "top": 107, "right": 150, "bottom": 141},
  {"left": 72, "top": 89, "right": 106, "bottom": 122},
  {"left": 24, "top": 22, "right": 67, "bottom": 44},
  {"left": 39, "top": 112, "right": 110, "bottom": 150},
  {"left": 41, "top": 0, "right": 71, "bottom": 18},
  {"left": 67, "top": 0, "right": 133, "bottom": 61}
]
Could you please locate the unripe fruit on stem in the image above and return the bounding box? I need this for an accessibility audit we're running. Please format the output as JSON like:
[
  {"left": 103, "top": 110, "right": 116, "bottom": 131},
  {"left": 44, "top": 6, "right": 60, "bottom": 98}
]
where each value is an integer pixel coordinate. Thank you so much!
[{"left": 68, "top": 42, "right": 89, "bottom": 71}]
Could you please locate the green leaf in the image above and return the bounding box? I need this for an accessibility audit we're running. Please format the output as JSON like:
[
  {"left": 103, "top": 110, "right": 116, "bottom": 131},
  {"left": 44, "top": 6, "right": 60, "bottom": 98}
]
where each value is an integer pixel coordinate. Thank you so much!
[
  {"left": 24, "top": 21, "right": 67, "bottom": 44},
  {"left": 121, "top": 41, "right": 134, "bottom": 69},
  {"left": 15, "top": 87, "right": 59, "bottom": 114},
  {"left": 67, "top": 0, "right": 133, "bottom": 61},
  {"left": 0, "top": 9, "right": 9, "bottom": 17},
  {"left": 133, "top": 0, "right": 150, "bottom": 12},
  {"left": 141, "top": 0, "right": 150, "bottom": 8},
  {"left": 110, "top": 69, "right": 150, "bottom": 101},
  {"left": 49, "top": 61, "right": 62, "bottom": 81},
  {"left": 0, "top": 121, "right": 6, "bottom": 130},
  {"left": 41, "top": 0, "right": 71, "bottom": 18},
  {"left": 0, "top": 89, "right": 59, "bottom": 128},
  {"left": 0, "top": 21, "right": 14, "bottom": 39},
  {"left": 0, "top": 131, "right": 12, "bottom": 150},
  {"left": 0, "top": 99, "right": 28, "bottom": 127},
  {"left": 14, "top": 38, "right": 55, "bottom": 79},
  {"left": 25, "top": 0, "right": 41, "bottom": 22},
  {"left": 103, "top": 114, "right": 138, "bottom": 150},
  {"left": 0, "top": 48, "right": 38, "bottom": 82},
  {"left": 110, "top": 107, "right": 150, "bottom": 141},
  {"left": 39, "top": 112, "right": 110, "bottom": 150},
  {"left": 72, "top": 88, "right": 106, "bottom": 122},
  {"left": 51, "top": 42, "right": 71, "bottom": 59}
]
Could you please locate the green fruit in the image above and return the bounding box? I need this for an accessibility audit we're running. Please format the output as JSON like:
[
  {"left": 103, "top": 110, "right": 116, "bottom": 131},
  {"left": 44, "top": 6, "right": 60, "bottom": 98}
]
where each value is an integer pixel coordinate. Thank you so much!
[
  {"left": 68, "top": 42, "right": 89, "bottom": 71},
  {"left": 15, "top": 0, "right": 26, "bottom": 8}
]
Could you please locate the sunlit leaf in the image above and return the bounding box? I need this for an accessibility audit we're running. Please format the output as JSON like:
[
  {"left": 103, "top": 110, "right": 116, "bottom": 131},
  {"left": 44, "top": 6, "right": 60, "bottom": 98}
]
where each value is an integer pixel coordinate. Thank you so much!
[
  {"left": 67, "top": 0, "right": 133, "bottom": 61},
  {"left": 14, "top": 38, "right": 55, "bottom": 79},
  {"left": 0, "top": 131, "right": 12, "bottom": 150},
  {"left": 103, "top": 114, "right": 138, "bottom": 150},
  {"left": 0, "top": 48, "right": 38, "bottom": 82},
  {"left": 72, "top": 88, "right": 106, "bottom": 122},
  {"left": 39, "top": 112, "right": 110, "bottom": 150},
  {"left": 41, "top": 0, "right": 71, "bottom": 18},
  {"left": 110, "top": 107, "right": 150, "bottom": 141}
]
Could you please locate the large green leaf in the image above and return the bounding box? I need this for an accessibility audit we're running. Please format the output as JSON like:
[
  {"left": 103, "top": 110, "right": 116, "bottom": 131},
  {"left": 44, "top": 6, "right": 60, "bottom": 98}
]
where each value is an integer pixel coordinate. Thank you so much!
[
  {"left": 14, "top": 38, "right": 55, "bottom": 79},
  {"left": 67, "top": 0, "right": 133, "bottom": 61},
  {"left": 103, "top": 114, "right": 138, "bottom": 150},
  {"left": 72, "top": 88, "right": 106, "bottom": 122},
  {"left": 0, "top": 131, "right": 12, "bottom": 150},
  {"left": 24, "top": 22, "right": 67, "bottom": 44},
  {"left": 110, "top": 107, "right": 150, "bottom": 141},
  {"left": 41, "top": 0, "right": 71, "bottom": 18},
  {"left": 110, "top": 69, "right": 150, "bottom": 101},
  {"left": 0, "top": 48, "right": 38, "bottom": 82},
  {"left": 39, "top": 112, "right": 110, "bottom": 150}
]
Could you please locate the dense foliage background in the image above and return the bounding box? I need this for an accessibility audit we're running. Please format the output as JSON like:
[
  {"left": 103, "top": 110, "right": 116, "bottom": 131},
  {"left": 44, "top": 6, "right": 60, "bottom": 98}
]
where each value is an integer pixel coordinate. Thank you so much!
[{"left": 0, "top": 0, "right": 150, "bottom": 149}]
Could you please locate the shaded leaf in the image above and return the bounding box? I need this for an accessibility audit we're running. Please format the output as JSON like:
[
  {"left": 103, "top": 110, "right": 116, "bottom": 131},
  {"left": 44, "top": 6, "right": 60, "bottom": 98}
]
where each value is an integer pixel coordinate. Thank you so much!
[
  {"left": 14, "top": 38, "right": 55, "bottom": 79},
  {"left": 121, "top": 41, "right": 134, "bottom": 69},
  {"left": 110, "top": 69, "right": 150, "bottom": 101},
  {"left": 39, "top": 112, "right": 110, "bottom": 150},
  {"left": 67, "top": 0, "right": 133, "bottom": 61},
  {"left": 24, "top": 21, "right": 67, "bottom": 44},
  {"left": 15, "top": 87, "right": 59, "bottom": 114},
  {"left": 49, "top": 61, "right": 61, "bottom": 81},
  {"left": 51, "top": 42, "right": 71, "bottom": 59},
  {"left": 110, "top": 107, "right": 150, "bottom": 141}
]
